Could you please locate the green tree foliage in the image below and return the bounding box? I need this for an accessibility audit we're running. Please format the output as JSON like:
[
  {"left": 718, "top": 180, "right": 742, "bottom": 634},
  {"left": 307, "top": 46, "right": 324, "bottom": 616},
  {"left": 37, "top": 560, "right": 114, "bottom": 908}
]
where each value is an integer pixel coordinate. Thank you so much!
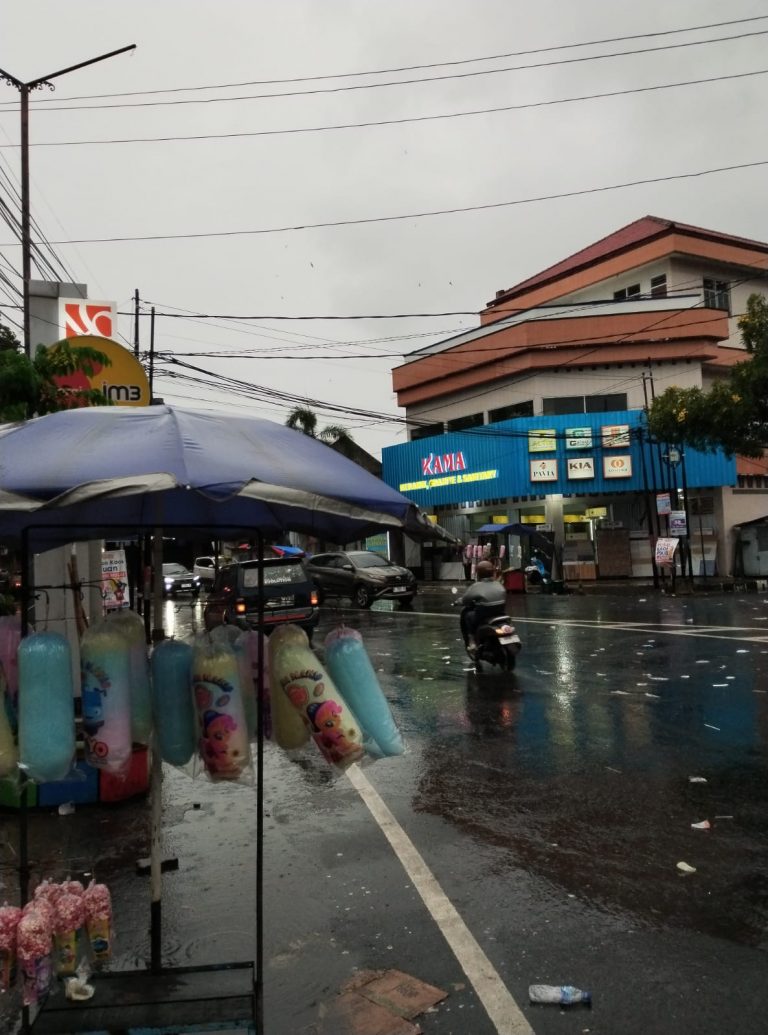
[
  {"left": 0, "top": 322, "right": 20, "bottom": 352},
  {"left": 285, "top": 405, "right": 353, "bottom": 446},
  {"left": 647, "top": 293, "right": 768, "bottom": 457},
  {"left": 0, "top": 328, "right": 113, "bottom": 422}
]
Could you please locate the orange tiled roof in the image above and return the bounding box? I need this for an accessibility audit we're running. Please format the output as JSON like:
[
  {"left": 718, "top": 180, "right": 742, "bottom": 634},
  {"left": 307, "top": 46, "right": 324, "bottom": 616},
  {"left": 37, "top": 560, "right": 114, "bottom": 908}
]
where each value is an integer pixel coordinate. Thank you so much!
[{"left": 488, "top": 216, "right": 768, "bottom": 306}]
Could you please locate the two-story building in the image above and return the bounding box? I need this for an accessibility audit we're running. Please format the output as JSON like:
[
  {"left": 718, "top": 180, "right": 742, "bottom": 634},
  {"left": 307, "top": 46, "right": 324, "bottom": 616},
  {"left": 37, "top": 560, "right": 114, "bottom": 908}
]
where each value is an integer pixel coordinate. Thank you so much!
[{"left": 383, "top": 216, "right": 768, "bottom": 580}]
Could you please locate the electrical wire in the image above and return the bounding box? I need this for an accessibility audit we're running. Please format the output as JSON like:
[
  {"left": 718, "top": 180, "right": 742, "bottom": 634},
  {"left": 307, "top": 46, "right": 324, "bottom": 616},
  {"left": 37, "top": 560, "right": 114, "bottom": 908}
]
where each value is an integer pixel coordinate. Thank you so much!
[
  {"left": 3, "top": 159, "right": 763, "bottom": 247},
  {"left": 9, "top": 14, "right": 766, "bottom": 102},
  {"left": 3, "top": 29, "right": 765, "bottom": 113},
  {"left": 6, "top": 67, "right": 766, "bottom": 148}
]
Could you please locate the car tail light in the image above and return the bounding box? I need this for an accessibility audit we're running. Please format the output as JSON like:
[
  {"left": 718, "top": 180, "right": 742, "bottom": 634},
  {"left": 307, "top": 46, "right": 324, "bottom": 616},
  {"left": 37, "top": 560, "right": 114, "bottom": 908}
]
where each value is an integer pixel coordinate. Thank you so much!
[
  {"left": 235, "top": 599, "right": 247, "bottom": 615},
  {"left": 310, "top": 589, "right": 319, "bottom": 606}
]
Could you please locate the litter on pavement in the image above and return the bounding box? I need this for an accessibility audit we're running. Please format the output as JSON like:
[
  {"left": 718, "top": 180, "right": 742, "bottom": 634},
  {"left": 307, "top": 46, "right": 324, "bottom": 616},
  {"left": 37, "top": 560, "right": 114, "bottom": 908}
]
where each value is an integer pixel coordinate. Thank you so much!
[
  {"left": 677, "top": 861, "right": 697, "bottom": 875},
  {"left": 691, "top": 820, "right": 711, "bottom": 830}
]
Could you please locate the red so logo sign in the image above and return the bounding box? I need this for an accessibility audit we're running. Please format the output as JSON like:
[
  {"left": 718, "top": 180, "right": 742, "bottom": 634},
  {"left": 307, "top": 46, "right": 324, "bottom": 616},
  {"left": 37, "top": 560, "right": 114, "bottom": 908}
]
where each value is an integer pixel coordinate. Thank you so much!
[{"left": 59, "top": 299, "right": 116, "bottom": 339}]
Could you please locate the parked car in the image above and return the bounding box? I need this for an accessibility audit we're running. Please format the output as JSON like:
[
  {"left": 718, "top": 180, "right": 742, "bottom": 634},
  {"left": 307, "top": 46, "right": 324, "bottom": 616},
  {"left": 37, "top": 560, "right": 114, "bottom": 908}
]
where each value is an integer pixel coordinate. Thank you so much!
[
  {"left": 203, "top": 557, "right": 320, "bottom": 639},
  {"left": 304, "top": 550, "right": 416, "bottom": 608},
  {"left": 193, "top": 555, "right": 224, "bottom": 588},
  {"left": 162, "top": 562, "right": 201, "bottom": 598}
]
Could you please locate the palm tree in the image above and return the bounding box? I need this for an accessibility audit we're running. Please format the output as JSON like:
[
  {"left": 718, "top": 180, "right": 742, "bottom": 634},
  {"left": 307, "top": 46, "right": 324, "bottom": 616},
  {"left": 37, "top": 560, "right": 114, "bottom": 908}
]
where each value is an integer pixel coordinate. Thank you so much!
[{"left": 285, "top": 405, "right": 353, "bottom": 446}]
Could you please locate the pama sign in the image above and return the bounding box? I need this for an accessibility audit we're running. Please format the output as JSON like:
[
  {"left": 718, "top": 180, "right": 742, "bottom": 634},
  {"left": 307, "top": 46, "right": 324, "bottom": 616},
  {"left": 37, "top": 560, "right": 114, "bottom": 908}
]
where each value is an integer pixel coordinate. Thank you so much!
[
  {"left": 421, "top": 451, "right": 467, "bottom": 476},
  {"left": 53, "top": 334, "right": 150, "bottom": 407}
]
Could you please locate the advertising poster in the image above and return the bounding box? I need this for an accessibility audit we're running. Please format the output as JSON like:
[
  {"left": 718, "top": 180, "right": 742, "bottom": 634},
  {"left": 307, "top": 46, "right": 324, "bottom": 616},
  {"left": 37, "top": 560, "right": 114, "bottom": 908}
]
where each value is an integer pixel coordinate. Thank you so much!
[
  {"left": 101, "top": 549, "right": 129, "bottom": 609},
  {"left": 655, "top": 538, "right": 679, "bottom": 567},
  {"left": 565, "top": 427, "right": 594, "bottom": 449},
  {"left": 530, "top": 458, "right": 558, "bottom": 482},
  {"left": 603, "top": 455, "right": 633, "bottom": 478},
  {"left": 656, "top": 492, "right": 672, "bottom": 515},
  {"left": 602, "top": 424, "right": 631, "bottom": 448},
  {"left": 567, "top": 457, "right": 595, "bottom": 480},
  {"left": 528, "top": 429, "right": 557, "bottom": 452},
  {"left": 669, "top": 511, "right": 688, "bottom": 536}
]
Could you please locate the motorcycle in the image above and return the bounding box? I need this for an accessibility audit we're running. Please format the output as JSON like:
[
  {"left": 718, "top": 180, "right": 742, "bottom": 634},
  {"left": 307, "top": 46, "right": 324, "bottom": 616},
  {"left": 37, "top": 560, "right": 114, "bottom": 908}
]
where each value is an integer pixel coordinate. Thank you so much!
[{"left": 452, "top": 589, "right": 522, "bottom": 672}]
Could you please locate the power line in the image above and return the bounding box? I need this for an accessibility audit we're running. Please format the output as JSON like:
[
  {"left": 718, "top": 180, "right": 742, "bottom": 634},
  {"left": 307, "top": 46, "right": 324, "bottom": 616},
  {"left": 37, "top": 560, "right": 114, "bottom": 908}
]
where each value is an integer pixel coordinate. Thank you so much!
[
  {"left": 2, "top": 29, "right": 766, "bottom": 114},
  {"left": 2, "top": 159, "right": 765, "bottom": 248},
  {"left": 148, "top": 311, "right": 745, "bottom": 362},
  {"left": 8, "top": 14, "right": 766, "bottom": 102},
  {"left": 7, "top": 67, "right": 766, "bottom": 149}
]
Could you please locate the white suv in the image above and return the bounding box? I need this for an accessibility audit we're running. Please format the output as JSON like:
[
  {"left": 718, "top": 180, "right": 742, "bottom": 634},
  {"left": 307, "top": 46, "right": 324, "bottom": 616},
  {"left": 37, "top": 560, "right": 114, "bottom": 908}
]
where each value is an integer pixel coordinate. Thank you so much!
[{"left": 192, "top": 555, "right": 223, "bottom": 588}]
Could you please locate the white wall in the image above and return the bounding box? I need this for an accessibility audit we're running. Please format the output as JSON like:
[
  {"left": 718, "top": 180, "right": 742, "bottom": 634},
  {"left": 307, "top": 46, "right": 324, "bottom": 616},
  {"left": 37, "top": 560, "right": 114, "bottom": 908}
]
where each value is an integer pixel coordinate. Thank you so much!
[
  {"left": 556, "top": 260, "right": 672, "bottom": 305},
  {"left": 407, "top": 360, "right": 704, "bottom": 430}
]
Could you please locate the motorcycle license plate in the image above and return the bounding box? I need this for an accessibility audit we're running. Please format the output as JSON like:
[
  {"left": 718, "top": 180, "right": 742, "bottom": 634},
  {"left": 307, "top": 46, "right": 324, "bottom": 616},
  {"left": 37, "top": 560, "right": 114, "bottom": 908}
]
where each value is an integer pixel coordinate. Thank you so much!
[{"left": 499, "top": 635, "right": 520, "bottom": 646}]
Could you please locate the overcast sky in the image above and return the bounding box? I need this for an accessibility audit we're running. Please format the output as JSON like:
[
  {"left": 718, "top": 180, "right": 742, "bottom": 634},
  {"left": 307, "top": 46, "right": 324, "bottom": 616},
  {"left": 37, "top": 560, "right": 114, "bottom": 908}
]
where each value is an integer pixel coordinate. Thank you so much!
[{"left": 1, "top": 1, "right": 766, "bottom": 457}]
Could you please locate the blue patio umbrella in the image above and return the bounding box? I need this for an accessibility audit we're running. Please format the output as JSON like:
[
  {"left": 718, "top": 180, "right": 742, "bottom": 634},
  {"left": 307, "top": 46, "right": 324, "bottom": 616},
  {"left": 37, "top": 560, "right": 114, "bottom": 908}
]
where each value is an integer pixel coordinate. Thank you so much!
[{"left": 0, "top": 405, "right": 456, "bottom": 546}]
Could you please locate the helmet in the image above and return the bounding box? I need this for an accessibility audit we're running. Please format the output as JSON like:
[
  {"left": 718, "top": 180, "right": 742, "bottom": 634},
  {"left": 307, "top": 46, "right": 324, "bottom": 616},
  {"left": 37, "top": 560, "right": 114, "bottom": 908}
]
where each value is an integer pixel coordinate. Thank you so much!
[{"left": 476, "top": 560, "right": 494, "bottom": 578}]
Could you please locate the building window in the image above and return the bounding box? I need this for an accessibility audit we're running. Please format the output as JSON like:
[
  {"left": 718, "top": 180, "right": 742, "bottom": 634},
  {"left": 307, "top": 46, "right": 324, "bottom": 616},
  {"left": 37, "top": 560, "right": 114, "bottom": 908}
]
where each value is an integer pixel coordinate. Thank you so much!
[
  {"left": 650, "top": 274, "right": 667, "bottom": 298},
  {"left": 703, "top": 277, "right": 731, "bottom": 313},
  {"left": 585, "top": 393, "right": 627, "bottom": 413},
  {"left": 613, "top": 284, "right": 641, "bottom": 301},
  {"left": 411, "top": 422, "right": 444, "bottom": 441},
  {"left": 488, "top": 401, "right": 534, "bottom": 423},
  {"left": 542, "top": 396, "right": 585, "bottom": 416},
  {"left": 446, "top": 413, "right": 483, "bottom": 432}
]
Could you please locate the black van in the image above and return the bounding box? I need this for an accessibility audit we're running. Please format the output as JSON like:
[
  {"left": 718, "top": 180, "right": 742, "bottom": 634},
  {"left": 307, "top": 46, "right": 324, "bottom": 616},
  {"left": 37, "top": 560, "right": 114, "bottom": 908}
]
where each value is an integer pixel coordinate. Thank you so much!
[{"left": 203, "top": 557, "right": 320, "bottom": 639}]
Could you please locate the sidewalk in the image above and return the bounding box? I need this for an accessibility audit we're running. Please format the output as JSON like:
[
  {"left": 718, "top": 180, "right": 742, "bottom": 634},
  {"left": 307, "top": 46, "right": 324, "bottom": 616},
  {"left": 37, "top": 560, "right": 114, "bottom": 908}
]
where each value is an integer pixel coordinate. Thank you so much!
[{"left": 420, "top": 575, "right": 765, "bottom": 597}]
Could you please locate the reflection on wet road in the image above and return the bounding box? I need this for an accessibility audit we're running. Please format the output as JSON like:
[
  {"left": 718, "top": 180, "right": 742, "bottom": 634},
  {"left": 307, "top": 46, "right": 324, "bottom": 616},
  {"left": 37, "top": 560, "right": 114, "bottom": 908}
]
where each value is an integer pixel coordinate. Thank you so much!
[{"left": 3, "top": 590, "right": 768, "bottom": 1034}]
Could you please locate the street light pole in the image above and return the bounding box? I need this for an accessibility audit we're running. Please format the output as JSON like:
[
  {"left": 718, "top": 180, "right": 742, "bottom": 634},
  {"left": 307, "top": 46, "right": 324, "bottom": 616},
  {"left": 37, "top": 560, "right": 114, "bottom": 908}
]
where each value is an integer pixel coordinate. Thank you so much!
[{"left": 0, "top": 44, "right": 136, "bottom": 357}]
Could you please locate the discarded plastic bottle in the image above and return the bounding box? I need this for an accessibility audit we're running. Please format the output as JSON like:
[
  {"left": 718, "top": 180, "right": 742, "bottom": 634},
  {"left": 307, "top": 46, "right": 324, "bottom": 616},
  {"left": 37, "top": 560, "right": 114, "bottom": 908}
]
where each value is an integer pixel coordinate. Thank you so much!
[{"left": 529, "top": 984, "right": 591, "bottom": 1006}]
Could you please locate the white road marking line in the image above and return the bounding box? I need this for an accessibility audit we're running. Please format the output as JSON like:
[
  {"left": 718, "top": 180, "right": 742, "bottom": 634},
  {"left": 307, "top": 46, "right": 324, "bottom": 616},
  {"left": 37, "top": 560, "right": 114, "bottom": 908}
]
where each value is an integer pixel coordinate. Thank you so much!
[
  {"left": 346, "top": 764, "right": 534, "bottom": 1035},
  {"left": 403, "top": 610, "right": 768, "bottom": 644}
]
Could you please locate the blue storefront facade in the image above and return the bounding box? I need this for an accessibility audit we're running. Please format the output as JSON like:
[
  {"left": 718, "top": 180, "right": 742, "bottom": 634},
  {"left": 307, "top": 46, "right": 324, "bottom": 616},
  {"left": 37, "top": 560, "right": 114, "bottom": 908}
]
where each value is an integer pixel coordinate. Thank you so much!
[{"left": 382, "top": 411, "right": 736, "bottom": 579}]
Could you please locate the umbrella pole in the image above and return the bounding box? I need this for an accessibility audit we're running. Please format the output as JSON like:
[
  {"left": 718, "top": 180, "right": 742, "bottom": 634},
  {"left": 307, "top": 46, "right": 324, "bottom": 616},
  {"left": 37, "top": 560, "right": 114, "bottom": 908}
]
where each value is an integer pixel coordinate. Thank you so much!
[
  {"left": 150, "top": 528, "right": 165, "bottom": 973},
  {"left": 255, "top": 531, "right": 265, "bottom": 1028}
]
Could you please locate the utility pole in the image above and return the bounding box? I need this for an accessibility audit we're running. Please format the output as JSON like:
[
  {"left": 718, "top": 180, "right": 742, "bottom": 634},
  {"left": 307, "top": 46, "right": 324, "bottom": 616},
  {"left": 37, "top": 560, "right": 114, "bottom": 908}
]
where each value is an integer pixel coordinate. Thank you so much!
[
  {"left": 133, "top": 288, "right": 141, "bottom": 358},
  {"left": 0, "top": 44, "right": 136, "bottom": 357}
]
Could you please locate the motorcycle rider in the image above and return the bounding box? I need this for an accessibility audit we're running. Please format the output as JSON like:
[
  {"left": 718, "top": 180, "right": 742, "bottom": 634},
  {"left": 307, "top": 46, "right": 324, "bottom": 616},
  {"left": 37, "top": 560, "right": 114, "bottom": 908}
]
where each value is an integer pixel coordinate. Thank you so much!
[{"left": 460, "top": 560, "right": 507, "bottom": 650}]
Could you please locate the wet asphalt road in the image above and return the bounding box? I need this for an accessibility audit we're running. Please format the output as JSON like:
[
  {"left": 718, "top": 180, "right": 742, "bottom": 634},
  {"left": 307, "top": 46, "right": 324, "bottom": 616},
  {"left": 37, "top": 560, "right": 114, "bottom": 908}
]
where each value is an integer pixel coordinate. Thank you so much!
[{"left": 3, "top": 585, "right": 768, "bottom": 1034}]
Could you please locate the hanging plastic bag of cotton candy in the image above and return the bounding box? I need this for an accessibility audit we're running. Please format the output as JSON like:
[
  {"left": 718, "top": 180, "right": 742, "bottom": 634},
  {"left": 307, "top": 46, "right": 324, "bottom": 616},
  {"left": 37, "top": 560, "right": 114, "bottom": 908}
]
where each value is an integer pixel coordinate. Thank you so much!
[
  {"left": 266, "top": 626, "right": 310, "bottom": 752},
  {"left": 150, "top": 639, "right": 196, "bottom": 768},
  {"left": 18, "top": 632, "right": 76, "bottom": 783},
  {"left": 235, "top": 629, "right": 271, "bottom": 740},
  {"left": 269, "top": 624, "right": 364, "bottom": 769},
  {"left": 105, "top": 609, "right": 152, "bottom": 745},
  {"left": 80, "top": 623, "right": 133, "bottom": 775},
  {"left": 191, "top": 635, "right": 252, "bottom": 782},
  {"left": 324, "top": 626, "right": 404, "bottom": 759}
]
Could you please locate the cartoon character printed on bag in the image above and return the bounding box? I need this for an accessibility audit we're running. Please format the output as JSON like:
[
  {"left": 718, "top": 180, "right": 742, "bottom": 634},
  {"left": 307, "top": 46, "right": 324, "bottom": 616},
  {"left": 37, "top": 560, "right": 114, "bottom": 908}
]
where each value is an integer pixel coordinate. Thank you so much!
[
  {"left": 284, "top": 679, "right": 363, "bottom": 765},
  {"left": 81, "top": 662, "right": 109, "bottom": 761},
  {"left": 199, "top": 709, "right": 240, "bottom": 776},
  {"left": 194, "top": 677, "right": 247, "bottom": 778}
]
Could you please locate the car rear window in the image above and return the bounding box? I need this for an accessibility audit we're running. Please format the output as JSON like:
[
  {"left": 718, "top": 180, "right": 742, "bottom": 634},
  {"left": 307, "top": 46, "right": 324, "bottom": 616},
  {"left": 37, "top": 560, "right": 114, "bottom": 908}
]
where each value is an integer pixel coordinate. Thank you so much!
[{"left": 242, "top": 563, "right": 306, "bottom": 589}]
